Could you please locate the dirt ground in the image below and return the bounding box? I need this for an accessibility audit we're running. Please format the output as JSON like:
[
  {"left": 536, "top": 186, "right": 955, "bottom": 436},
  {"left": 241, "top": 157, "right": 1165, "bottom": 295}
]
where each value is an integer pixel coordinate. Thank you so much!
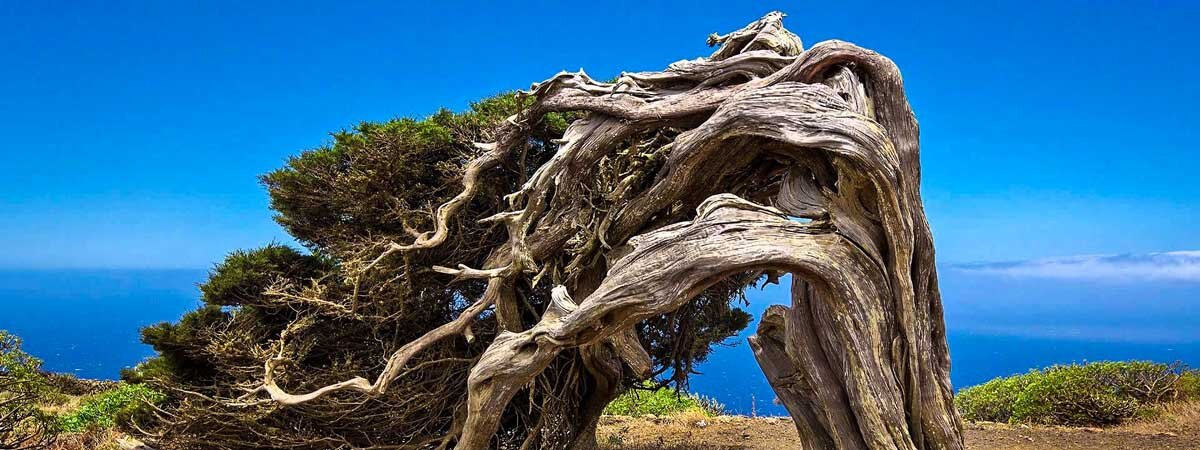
[{"left": 596, "top": 402, "right": 1200, "bottom": 450}]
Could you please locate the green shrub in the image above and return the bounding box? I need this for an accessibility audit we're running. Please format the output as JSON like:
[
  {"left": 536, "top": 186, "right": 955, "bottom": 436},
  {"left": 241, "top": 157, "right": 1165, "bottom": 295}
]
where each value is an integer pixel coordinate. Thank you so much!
[
  {"left": 1010, "top": 363, "right": 1139, "bottom": 426},
  {"left": 1178, "top": 370, "right": 1200, "bottom": 400},
  {"left": 954, "top": 371, "right": 1031, "bottom": 423},
  {"left": 603, "top": 382, "right": 725, "bottom": 417},
  {"left": 0, "top": 330, "right": 58, "bottom": 448},
  {"left": 956, "top": 361, "right": 1193, "bottom": 426},
  {"left": 119, "top": 356, "right": 180, "bottom": 384},
  {"left": 56, "top": 383, "right": 164, "bottom": 432},
  {"left": 44, "top": 372, "right": 117, "bottom": 397}
]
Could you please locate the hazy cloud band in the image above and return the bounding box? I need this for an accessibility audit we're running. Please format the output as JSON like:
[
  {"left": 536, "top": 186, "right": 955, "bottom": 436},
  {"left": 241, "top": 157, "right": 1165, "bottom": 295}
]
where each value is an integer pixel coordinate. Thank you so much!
[{"left": 953, "top": 250, "right": 1200, "bottom": 282}]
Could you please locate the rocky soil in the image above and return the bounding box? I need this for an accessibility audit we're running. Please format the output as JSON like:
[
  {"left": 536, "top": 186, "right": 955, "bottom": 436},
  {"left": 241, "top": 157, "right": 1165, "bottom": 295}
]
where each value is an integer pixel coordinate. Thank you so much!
[{"left": 596, "top": 402, "right": 1200, "bottom": 450}]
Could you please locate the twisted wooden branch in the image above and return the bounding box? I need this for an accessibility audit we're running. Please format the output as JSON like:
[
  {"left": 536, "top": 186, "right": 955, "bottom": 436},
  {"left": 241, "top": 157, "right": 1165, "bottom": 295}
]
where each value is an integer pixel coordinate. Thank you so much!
[{"left": 246, "top": 11, "right": 962, "bottom": 450}]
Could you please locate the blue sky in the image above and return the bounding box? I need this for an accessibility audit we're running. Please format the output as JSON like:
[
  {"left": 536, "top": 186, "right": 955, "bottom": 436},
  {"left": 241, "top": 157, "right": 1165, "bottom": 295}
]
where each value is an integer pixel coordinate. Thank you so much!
[{"left": 1, "top": 1, "right": 1197, "bottom": 269}]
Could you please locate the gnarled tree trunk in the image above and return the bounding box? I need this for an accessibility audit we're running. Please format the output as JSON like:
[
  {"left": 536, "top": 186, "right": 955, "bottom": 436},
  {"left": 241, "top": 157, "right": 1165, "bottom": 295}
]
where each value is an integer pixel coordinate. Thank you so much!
[{"left": 250, "top": 11, "right": 963, "bottom": 450}]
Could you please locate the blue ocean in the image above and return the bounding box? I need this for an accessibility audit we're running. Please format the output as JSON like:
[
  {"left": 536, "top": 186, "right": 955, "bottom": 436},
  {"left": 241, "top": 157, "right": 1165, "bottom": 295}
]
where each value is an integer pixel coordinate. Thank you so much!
[{"left": 1, "top": 268, "right": 1196, "bottom": 416}]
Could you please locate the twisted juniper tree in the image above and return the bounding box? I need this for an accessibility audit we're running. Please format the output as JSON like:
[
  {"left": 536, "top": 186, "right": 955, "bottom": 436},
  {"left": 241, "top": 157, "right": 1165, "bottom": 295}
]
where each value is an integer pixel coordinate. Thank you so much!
[{"left": 135, "top": 12, "right": 962, "bottom": 450}]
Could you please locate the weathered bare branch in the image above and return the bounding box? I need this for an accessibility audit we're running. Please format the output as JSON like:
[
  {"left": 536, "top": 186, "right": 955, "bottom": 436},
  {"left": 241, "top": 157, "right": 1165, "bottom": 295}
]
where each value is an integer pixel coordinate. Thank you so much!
[{"left": 226, "top": 11, "right": 961, "bottom": 450}]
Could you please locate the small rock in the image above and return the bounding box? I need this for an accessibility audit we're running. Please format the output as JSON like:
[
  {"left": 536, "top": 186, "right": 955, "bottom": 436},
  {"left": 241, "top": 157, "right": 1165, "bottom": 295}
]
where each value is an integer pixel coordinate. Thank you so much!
[
  {"left": 694, "top": 419, "right": 708, "bottom": 428},
  {"left": 118, "top": 436, "right": 157, "bottom": 450}
]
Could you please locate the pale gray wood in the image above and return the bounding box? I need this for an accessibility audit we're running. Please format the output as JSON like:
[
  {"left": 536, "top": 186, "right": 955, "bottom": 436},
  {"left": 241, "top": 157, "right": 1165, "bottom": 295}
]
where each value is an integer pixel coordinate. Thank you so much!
[{"left": 247, "top": 11, "right": 964, "bottom": 450}]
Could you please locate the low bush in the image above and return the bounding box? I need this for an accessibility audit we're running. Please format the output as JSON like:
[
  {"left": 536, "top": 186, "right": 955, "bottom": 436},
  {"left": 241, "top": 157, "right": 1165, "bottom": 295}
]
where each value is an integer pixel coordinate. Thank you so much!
[
  {"left": 603, "top": 382, "right": 726, "bottom": 417},
  {"left": 956, "top": 361, "right": 1196, "bottom": 426},
  {"left": 119, "top": 356, "right": 178, "bottom": 384},
  {"left": 56, "top": 383, "right": 164, "bottom": 433},
  {"left": 1178, "top": 370, "right": 1200, "bottom": 400},
  {"left": 43, "top": 373, "right": 117, "bottom": 397},
  {"left": 1, "top": 330, "right": 57, "bottom": 449}
]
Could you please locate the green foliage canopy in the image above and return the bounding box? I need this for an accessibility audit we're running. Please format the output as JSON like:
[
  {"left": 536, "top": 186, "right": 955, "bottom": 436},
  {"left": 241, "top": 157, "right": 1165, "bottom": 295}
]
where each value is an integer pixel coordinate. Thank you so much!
[{"left": 132, "top": 92, "right": 756, "bottom": 449}]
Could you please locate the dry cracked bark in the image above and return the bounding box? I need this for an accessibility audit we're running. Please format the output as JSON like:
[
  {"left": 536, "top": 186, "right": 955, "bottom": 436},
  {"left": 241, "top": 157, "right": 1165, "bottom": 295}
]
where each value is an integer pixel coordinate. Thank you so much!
[{"left": 251, "top": 11, "right": 963, "bottom": 450}]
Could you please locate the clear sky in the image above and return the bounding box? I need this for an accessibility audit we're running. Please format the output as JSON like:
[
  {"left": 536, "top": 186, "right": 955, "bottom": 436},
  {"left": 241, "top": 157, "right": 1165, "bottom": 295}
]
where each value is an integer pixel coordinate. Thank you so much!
[{"left": 1, "top": 1, "right": 1197, "bottom": 269}]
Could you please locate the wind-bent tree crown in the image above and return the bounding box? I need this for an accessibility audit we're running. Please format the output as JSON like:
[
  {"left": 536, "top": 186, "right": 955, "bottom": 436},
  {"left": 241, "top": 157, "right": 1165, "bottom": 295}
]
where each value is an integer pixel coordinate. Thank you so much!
[{"left": 137, "top": 12, "right": 963, "bottom": 450}]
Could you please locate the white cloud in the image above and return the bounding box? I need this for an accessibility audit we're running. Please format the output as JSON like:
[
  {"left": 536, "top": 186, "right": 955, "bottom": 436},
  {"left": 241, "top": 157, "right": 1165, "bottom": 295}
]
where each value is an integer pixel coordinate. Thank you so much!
[
  {"left": 949, "top": 323, "right": 1200, "bottom": 343},
  {"left": 953, "top": 251, "right": 1200, "bottom": 282}
]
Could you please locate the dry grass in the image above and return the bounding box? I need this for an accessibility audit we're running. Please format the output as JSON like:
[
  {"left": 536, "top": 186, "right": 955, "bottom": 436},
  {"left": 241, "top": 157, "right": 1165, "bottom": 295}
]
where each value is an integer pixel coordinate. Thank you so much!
[
  {"left": 597, "top": 415, "right": 797, "bottom": 450},
  {"left": 37, "top": 394, "right": 82, "bottom": 417},
  {"left": 597, "top": 401, "right": 1200, "bottom": 450},
  {"left": 46, "top": 428, "right": 122, "bottom": 450},
  {"left": 1114, "top": 400, "right": 1200, "bottom": 435}
]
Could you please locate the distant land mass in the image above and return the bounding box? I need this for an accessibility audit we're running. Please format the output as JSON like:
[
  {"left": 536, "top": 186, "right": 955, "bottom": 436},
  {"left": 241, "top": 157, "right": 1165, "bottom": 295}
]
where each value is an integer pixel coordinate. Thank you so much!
[{"left": 1, "top": 265, "right": 1196, "bottom": 416}]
